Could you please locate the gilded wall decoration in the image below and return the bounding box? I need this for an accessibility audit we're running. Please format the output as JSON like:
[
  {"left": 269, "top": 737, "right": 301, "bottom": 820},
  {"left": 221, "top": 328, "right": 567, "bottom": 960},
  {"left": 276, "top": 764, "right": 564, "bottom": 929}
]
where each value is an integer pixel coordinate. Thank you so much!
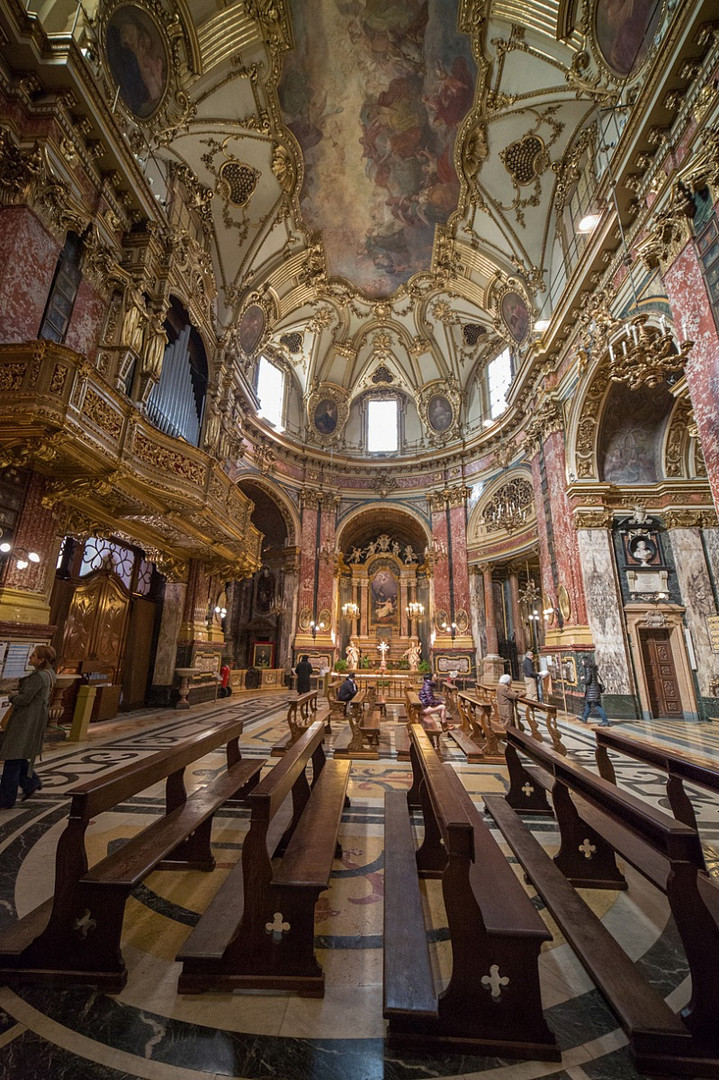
[
  {"left": 591, "top": 0, "right": 665, "bottom": 80},
  {"left": 416, "top": 378, "right": 462, "bottom": 444},
  {"left": 306, "top": 384, "right": 349, "bottom": 446},
  {"left": 99, "top": 0, "right": 196, "bottom": 141},
  {"left": 490, "top": 278, "right": 532, "bottom": 346}
]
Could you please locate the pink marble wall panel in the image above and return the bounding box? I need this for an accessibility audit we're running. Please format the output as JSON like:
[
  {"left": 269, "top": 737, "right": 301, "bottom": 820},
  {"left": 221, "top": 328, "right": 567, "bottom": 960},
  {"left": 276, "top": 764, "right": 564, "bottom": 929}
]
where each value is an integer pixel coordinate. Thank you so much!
[
  {"left": 543, "top": 431, "right": 588, "bottom": 625},
  {"left": 64, "top": 280, "right": 105, "bottom": 361},
  {"left": 317, "top": 506, "right": 336, "bottom": 615},
  {"left": 0, "top": 208, "right": 58, "bottom": 342},
  {"left": 449, "top": 503, "right": 470, "bottom": 616},
  {"left": 529, "top": 453, "right": 554, "bottom": 608},
  {"left": 430, "top": 511, "right": 451, "bottom": 616},
  {"left": 665, "top": 246, "right": 719, "bottom": 512},
  {"left": 298, "top": 504, "right": 318, "bottom": 622}
]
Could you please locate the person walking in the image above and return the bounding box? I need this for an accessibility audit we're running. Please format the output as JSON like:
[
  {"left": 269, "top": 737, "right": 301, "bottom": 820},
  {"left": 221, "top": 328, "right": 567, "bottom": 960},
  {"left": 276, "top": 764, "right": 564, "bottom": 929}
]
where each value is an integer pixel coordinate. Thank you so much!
[
  {"left": 294, "top": 654, "right": 313, "bottom": 694},
  {"left": 496, "top": 673, "right": 520, "bottom": 730},
  {"left": 581, "top": 660, "right": 609, "bottom": 726},
  {"left": 0, "top": 645, "right": 56, "bottom": 809}
]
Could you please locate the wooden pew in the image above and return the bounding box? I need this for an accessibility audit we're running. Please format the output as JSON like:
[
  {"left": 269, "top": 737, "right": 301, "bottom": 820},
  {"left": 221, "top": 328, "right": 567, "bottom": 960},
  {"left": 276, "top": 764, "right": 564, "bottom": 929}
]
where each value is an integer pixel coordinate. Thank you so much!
[
  {"left": 0, "top": 718, "right": 264, "bottom": 991},
  {"left": 453, "top": 691, "right": 503, "bottom": 762},
  {"left": 383, "top": 724, "right": 559, "bottom": 1059},
  {"left": 177, "top": 720, "right": 350, "bottom": 996},
  {"left": 594, "top": 727, "right": 719, "bottom": 871},
  {"left": 334, "top": 690, "right": 381, "bottom": 759},
  {"left": 484, "top": 727, "right": 719, "bottom": 1075},
  {"left": 403, "top": 687, "right": 442, "bottom": 750},
  {"left": 272, "top": 689, "right": 324, "bottom": 757}
]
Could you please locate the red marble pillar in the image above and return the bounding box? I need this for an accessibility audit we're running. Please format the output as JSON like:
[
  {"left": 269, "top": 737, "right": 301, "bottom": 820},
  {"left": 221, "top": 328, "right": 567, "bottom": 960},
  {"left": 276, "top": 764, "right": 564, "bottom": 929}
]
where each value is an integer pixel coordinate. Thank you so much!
[
  {"left": 529, "top": 434, "right": 588, "bottom": 627},
  {"left": 297, "top": 494, "right": 318, "bottom": 633},
  {"left": 429, "top": 501, "right": 451, "bottom": 622},
  {"left": 316, "top": 496, "right": 337, "bottom": 624},
  {"left": 448, "top": 500, "right": 472, "bottom": 625},
  {"left": 0, "top": 207, "right": 59, "bottom": 343},
  {"left": 508, "top": 571, "right": 527, "bottom": 655},
  {"left": 179, "top": 560, "right": 212, "bottom": 643},
  {"left": 663, "top": 245, "right": 719, "bottom": 512}
]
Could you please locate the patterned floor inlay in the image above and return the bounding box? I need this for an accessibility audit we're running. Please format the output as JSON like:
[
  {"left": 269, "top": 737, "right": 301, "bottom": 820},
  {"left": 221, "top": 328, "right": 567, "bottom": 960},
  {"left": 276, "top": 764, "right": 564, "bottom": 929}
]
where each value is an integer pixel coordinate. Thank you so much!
[{"left": 0, "top": 699, "right": 716, "bottom": 1079}]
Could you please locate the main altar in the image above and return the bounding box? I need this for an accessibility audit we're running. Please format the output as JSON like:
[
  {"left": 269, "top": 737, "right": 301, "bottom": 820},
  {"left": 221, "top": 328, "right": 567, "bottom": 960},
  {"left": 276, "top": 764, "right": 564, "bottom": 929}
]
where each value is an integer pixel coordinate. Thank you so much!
[{"left": 337, "top": 532, "right": 429, "bottom": 668}]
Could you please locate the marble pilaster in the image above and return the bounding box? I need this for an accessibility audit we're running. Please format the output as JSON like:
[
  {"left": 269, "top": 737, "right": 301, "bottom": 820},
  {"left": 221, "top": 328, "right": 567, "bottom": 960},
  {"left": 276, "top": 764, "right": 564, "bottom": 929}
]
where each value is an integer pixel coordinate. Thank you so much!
[
  {"left": 664, "top": 244, "right": 719, "bottom": 511},
  {"left": 0, "top": 207, "right": 59, "bottom": 342},
  {"left": 150, "top": 581, "right": 187, "bottom": 704},
  {"left": 667, "top": 527, "right": 719, "bottom": 699},
  {"left": 577, "top": 529, "right": 634, "bottom": 712},
  {"left": 0, "top": 472, "right": 62, "bottom": 632}
]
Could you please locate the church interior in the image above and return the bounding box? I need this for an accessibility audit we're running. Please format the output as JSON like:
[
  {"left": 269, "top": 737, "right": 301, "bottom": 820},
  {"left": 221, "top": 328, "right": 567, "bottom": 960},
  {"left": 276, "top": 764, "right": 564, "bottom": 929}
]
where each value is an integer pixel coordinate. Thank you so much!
[{"left": 1, "top": 0, "right": 719, "bottom": 1076}]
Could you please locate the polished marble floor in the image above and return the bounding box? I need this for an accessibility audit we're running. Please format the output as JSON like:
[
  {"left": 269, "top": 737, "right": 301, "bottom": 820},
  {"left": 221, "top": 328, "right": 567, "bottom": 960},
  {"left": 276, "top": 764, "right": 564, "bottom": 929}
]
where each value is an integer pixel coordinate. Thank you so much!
[{"left": 0, "top": 696, "right": 717, "bottom": 1080}]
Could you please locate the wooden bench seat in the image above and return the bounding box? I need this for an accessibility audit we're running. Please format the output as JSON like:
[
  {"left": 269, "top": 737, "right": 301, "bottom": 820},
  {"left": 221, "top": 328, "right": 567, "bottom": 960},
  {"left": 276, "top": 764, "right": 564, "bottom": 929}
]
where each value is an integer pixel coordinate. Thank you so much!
[
  {"left": 0, "top": 718, "right": 263, "bottom": 991},
  {"left": 383, "top": 790, "right": 436, "bottom": 1020},
  {"left": 490, "top": 727, "right": 719, "bottom": 1074},
  {"left": 455, "top": 692, "right": 504, "bottom": 762},
  {"left": 273, "top": 689, "right": 327, "bottom": 755},
  {"left": 177, "top": 720, "right": 350, "bottom": 996},
  {"left": 595, "top": 727, "right": 719, "bottom": 873},
  {"left": 383, "top": 724, "right": 559, "bottom": 1059},
  {"left": 483, "top": 794, "right": 691, "bottom": 1071}
]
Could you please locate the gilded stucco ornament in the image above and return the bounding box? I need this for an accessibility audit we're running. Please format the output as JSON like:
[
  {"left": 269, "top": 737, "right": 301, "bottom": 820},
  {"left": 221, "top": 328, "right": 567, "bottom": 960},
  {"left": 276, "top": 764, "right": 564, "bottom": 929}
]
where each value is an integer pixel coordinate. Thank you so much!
[
  {"left": 489, "top": 276, "right": 533, "bottom": 347},
  {"left": 664, "top": 397, "right": 695, "bottom": 479},
  {"left": 98, "top": 0, "right": 197, "bottom": 144},
  {"left": 416, "top": 379, "right": 462, "bottom": 446},
  {"left": 306, "top": 384, "right": 349, "bottom": 447}
]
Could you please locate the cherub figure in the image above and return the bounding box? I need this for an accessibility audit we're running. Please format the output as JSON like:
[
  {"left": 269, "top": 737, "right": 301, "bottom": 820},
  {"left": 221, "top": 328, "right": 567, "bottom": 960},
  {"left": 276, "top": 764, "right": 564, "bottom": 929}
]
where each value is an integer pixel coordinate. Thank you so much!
[
  {"left": 348, "top": 546, "right": 363, "bottom": 564},
  {"left": 404, "top": 545, "right": 418, "bottom": 564}
]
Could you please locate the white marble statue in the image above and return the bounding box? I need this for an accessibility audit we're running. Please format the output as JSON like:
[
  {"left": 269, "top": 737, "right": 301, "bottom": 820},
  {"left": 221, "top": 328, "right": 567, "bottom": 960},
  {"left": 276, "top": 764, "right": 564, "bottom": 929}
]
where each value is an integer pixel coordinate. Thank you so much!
[{"left": 346, "top": 638, "right": 360, "bottom": 669}]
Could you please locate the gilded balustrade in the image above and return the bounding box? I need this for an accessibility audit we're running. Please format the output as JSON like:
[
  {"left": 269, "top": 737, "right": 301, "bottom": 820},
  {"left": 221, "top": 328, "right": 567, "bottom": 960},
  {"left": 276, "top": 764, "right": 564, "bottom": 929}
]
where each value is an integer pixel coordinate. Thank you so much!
[{"left": 0, "top": 342, "right": 262, "bottom": 576}]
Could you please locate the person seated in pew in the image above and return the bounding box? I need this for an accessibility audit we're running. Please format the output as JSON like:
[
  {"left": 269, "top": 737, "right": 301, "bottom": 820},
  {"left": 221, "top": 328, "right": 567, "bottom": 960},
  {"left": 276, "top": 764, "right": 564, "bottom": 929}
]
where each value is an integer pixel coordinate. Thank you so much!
[
  {"left": 496, "top": 673, "right": 520, "bottom": 729},
  {"left": 337, "top": 671, "right": 359, "bottom": 710},
  {"left": 419, "top": 673, "right": 454, "bottom": 730}
]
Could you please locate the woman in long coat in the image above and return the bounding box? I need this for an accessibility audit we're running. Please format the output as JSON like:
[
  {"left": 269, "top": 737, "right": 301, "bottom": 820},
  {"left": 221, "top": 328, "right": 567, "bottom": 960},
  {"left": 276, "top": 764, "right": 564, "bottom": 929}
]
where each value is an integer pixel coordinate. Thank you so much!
[
  {"left": 0, "top": 645, "right": 56, "bottom": 808},
  {"left": 495, "top": 673, "right": 520, "bottom": 729},
  {"left": 580, "top": 660, "right": 609, "bottom": 726}
]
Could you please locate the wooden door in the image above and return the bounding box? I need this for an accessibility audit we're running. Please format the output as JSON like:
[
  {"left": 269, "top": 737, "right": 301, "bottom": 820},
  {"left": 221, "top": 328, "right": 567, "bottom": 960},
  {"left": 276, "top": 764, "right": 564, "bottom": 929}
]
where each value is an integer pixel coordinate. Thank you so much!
[
  {"left": 59, "top": 570, "right": 130, "bottom": 684},
  {"left": 639, "top": 629, "right": 683, "bottom": 718}
]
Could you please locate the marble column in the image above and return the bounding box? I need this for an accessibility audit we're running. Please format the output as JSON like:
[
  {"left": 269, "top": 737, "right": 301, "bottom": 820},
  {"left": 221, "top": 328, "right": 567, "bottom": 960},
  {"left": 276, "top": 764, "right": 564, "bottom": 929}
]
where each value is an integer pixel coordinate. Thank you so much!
[
  {"left": 576, "top": 528, "right": 635, "bottom": 716},
  {"left": 294, "top": 491, "right": 319, "bottom": 651},
  {"left": 663, "top": 243, "right": 719, "bottom": 511},
  {"left": 150, "top": 581, "right": 187, "bottom": 706},
  {"left": 666, "top": 522, "right": 719, "bottom": 701},
  {"left": 0, "top": 207, "right": 60, "bottom": 341},
  {"left": 508, "top": 571, "right": 527, "bottom": 655},
  {"left": 529, "top": 430, "right": 588, "bottom": 629}
]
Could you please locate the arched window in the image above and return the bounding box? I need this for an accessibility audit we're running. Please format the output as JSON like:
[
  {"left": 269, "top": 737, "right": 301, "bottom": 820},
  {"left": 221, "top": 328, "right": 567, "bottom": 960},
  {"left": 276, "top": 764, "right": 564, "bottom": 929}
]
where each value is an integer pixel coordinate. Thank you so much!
[
  {"left": 367, "top": 397, "right": 398, "bottom": 452},
  {"left": 487, "top": 348, "right": 514, "bottom": 419},
  {"left": 39, "top": 231, "right": 83, "bottom": 343},
  {"left": 146, "top": 298, "right": 208, "bottom": 446},
  {"left": 256, "top": 355, "right": 285, "bottom": 431}
]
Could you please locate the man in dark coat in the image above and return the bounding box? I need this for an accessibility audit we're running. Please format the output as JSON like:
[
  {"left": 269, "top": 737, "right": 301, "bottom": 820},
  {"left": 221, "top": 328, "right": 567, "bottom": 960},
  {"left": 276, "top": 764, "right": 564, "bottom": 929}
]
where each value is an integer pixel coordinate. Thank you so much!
[
  {"left": 581, "top": 660, "right": 609, "bottom": 726},
  {"left": 337, "top": 671, "right": 359, "bottom": 705},
  {"left": 294, "top": 654, "right": 313, "bottom": 694}
]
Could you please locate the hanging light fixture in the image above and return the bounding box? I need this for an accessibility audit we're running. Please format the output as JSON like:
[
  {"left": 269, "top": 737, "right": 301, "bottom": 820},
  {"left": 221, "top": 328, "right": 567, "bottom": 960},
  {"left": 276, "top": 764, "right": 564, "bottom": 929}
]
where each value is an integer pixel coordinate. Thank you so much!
[
  {"left": 342, "top": 601, "right": 359, "bottom": 620},
  {"left": 0, "top": 541, "right": 41, "bottom": 570},
  {"left": 406, "top": 601, "right": 425, "bottom": 620}
]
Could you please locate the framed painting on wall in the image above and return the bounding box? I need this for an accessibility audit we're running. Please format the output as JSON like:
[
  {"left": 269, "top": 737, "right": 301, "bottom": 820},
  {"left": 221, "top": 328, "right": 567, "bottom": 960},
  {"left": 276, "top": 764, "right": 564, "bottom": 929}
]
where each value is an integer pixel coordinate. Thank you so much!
[{"left": 252, "top": 641, "right": 275, "bottom": 669}]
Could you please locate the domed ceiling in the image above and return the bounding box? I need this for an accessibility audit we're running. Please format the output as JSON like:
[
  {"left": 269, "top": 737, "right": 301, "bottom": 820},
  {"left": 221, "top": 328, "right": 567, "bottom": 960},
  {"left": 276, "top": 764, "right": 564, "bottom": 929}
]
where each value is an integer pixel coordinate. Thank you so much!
[{"left": 99, "top": 0, "right": 671, "bottom": 445}]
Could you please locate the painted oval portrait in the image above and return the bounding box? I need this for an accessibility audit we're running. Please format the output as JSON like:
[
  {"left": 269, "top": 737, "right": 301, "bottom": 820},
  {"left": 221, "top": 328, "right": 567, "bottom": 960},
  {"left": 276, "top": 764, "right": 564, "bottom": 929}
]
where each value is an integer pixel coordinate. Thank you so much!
[
  {"left": 595, "top": 0, "right": 663, "bottom": 78},
  {"left": 238, "top": 304, "right": 266, "bottom": 356},
  {"left": 427, "top": 394, "right": 453, "bottom": 433},
  {"left": 106, "top": 4, "right": 167, "bottom": 120},
  {"left": 313, "top": 398, "right": 338, "bottom": 435},
  {"left": 501, "top": 291, "right": 530, "bottom": 344}
]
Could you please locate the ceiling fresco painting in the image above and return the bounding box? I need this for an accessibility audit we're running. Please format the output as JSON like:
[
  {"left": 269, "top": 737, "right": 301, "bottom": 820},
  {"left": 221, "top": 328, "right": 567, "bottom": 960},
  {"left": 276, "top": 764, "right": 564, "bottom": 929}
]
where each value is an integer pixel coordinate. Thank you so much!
[{"left": 278, "top": 0, "right": 476, "bottom": 298}]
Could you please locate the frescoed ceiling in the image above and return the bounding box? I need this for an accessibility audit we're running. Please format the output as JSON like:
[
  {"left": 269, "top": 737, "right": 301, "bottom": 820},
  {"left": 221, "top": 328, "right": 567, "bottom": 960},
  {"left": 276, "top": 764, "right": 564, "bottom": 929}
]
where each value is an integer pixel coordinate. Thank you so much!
[
  {"left": 278, "top": 0, "right": 475, "bottom": 298},
  {"left": 70, "top": 0, "right": 685, "bottom": 445}
]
